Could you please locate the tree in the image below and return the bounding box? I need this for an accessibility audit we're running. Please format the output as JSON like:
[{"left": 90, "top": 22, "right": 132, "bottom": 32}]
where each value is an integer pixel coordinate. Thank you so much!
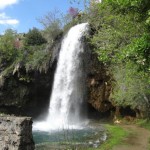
[
  {"left": 111, "top": 62, "right": 150, "bottom": 115},
  {"left": 88, "top": 0, "right": 150, "bottom": 117},
  {"left": 122, "top": 34, "right": 150, "bottom": 73},
  {"left": 24, "top": 27, "right": 47, "bottom": 46},
  {"left": 104, "top": 0, "right": 150, "bottom": 11},
  {"left": 89, "top": 2, "right": 145, "bottom": 63},
  {"left": 38, "top": 10, "right": 62, "bottom": 44},
  {"left": 68, "top": 7, "right": 79, "bottom": 18},
  {"left": 0, "top": 29, "right": 17, "bottom": 63}
]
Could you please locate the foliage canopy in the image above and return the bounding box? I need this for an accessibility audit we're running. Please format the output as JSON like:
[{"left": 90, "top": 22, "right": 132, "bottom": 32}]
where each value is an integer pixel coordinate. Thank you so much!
[{"left": 88, "top": 0, "right": 150, "bottom": 117}]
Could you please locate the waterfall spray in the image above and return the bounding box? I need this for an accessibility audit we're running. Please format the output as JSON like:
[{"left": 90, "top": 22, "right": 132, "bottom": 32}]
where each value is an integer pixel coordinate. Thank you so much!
[{"left": 34, "top": 23, "right": 89, "bottom": 131}]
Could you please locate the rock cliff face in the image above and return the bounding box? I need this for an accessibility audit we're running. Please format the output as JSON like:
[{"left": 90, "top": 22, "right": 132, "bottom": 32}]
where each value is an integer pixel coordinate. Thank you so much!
[
  {"left": 85, "top": 48, "right": 136, "bottom": 118},
  {"left": 0, "top": 30, "right": 113, "bottom": 118},
  {"left": 0, "top": 116, "right": 34, "bottom": 150},
  {"left": 85, "top": 44, "right": 113, "bottom": 116},
  {"left": 0, "top": 40, "right": 61, "bottom": 118}
]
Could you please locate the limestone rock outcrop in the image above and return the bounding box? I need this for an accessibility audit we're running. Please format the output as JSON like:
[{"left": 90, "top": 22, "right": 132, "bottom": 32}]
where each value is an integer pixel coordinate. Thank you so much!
[
  {"left": 86, "top": 52, "right": 113, "bottom": 113},
  {"left": 0, "top": 116, "right": 35, "bottom": 150}
]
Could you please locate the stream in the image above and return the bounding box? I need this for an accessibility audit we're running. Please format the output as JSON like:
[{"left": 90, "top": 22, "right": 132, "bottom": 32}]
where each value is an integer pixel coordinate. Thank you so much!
[{"left": 33, "top": 120, "right": 107, "bottom": 149}]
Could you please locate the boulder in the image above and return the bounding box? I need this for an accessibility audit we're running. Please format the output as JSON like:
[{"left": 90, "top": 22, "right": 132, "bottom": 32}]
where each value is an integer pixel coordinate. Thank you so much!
[{"left": 0, "top": 116, "right": 35, "bottom": 150}]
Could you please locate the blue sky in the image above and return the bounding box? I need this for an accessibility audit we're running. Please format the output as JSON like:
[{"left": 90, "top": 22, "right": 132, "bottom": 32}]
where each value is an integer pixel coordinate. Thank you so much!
[{"left": 0, "top": 0, "right": 86, "bottom": 34}]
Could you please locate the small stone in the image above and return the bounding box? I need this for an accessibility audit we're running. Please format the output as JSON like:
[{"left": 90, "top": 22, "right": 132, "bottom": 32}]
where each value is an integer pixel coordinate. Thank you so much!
[
  {"left": 93, "top": 143, "right": 98, "bottom": 148},
  {"left": 88, "top": 141, "right": 93, "bottom": 145},
  {"left": 95, "top": 139, "right": 100, "bottom": 144}
]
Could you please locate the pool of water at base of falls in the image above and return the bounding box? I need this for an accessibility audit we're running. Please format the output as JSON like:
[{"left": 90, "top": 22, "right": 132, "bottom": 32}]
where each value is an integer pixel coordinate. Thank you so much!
[{"left": 33, "top": 120, "right": 107, "bottom": 150}]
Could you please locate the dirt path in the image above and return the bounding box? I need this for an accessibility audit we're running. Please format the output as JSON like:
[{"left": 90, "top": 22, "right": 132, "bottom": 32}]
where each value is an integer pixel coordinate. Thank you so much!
[{"left": 113, "top": 125, "right": 150, "bottom": 150}]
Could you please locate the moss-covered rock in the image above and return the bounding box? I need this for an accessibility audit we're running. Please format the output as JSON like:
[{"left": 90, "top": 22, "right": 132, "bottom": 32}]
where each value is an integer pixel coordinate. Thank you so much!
[{"left": 0, "top": 38, "right": 61, "bottom": 118}]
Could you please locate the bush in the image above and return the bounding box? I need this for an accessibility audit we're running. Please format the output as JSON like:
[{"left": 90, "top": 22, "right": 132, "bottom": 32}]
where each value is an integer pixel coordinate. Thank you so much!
[{"left": 24, "top": 28, "right": 47, "bottom": 46}]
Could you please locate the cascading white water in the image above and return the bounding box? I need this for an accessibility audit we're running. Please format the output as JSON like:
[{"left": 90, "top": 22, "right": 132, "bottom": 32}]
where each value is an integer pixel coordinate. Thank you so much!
[{"left": 34, "top": 23, "right": 89, "bottom": 131}]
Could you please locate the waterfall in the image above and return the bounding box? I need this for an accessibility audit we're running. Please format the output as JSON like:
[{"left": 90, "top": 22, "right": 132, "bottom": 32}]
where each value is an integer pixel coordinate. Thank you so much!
[{"left": 34, "top": 23, "right": 89, "bottom": 131}]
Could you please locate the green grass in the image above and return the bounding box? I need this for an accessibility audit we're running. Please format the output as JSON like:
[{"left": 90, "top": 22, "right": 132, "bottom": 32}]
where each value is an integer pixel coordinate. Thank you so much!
[
  {"left": 37, "top": 120, "right": 150, "bottom": 150},
  {"left": 35, "top": 124, "right": 129, "bottom": 150},
  {"left": 96, "top": 124, "right": 129, "bottom": 150},
  {"left": 136, "top": 119, "right": 150, "bottom": 130}
]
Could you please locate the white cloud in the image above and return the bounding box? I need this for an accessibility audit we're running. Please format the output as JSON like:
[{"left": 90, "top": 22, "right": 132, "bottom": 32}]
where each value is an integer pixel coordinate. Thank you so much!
[
  {"left": 0, "top": 12, "right": 19, "bottom": 25},
  {"left": 0, "top": 0, "right": 19, "bottom": 9}
]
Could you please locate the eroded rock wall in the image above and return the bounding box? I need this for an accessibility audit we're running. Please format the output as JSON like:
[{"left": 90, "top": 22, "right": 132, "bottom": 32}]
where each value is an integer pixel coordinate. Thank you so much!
[
  {"left": 0, "top": 39, "right": 61, "bottom": 118},
  {"left": 0, "top": 28, "right": 114, "bottom": 118},
  {"left": 86, "top": 51, "right": 113, "bottom": 114},
  {"left": 0, "top": 116, "right": 34, "bottom": 150}
]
